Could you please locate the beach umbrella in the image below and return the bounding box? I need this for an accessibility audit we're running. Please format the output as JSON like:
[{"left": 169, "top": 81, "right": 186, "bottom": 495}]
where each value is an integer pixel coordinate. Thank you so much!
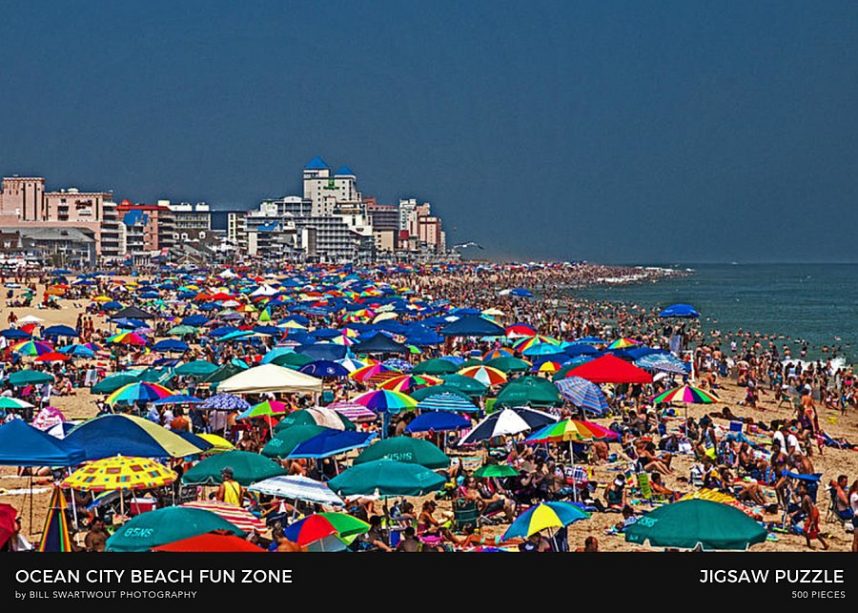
[
  {"left": 152, "top": 339, "right": 190, "bottom": 353},
  {"left": 283, "top": 512, "right": 369, "bottom": 550},
  {"left": 565, "top": 354, "right": 652, "bottom": 384},
  {"left": 412, "top": 358, "right": 460, "bottom": 375},
  {"left": 458, "top": 365, "right": 507, "bottom": 386},
  {"left": 107, "top": 331, "right": 148, "bottom": 346},
  {"left": 483, "top": 347, "right": 516, "bottom": 360},
  {"left": 269, "top": 352, "right": 314, "bottom": 370},
  {"left": 299, "top": 360, "right": 350, "bottom": 378},
  {"left": 349, "top": 363, "right": 398, "bottom": 383},
  {"left": 521, "top": 344, "right": 566, "bottom": 358},
  {"left": 12, "top": 340, "right": 53, "bottom": 356},
  {"left": 167, "top": 325, "right": 199, "bottom": 337},
  {"left": 62, "top": 456, "right": 177, "bottom": 491},
  {"left": 106, "top": 507, "right": 243, "bottom": 552},
  {"left": 275, "top": 408, "right": 355, "bottom": 431},
  {"left": 636, "top": 353, "right": 691, "bottom": 375},
  {"left": 35, "top": 352, "right": 70, "bottom": 363},
  {"left": 533, "top": 360, "right": 562, "bottom": 374},
  {"left": 0, "top": 397, "right": 34, "bottom": 410},
  {"left": 59, "top": 344, "right": 96, "bottom": 358},
  {"left": 328, "top": 460, "right": 446, "bottom": 497},
  {"left": 153, "top": 394, "right": 204, "bottom": 406},
  {"left": 405, "top": 411, "right": 471, "bottom": 433},
  {"left": 237, "top": 399, "right": 288, "bottom": 420},
  {"left": 440, "top": 315, "right": 505, "bottom": 337},
  {"left": 458, "top": 407, "right": 557, "bottom": 445},
  {"left": 352, "top": 389, "right": 417, "bottom": 414},
  {"left": 181, "top": 501, "right": 267, "bottom": 534},
  {"left": 554, "top": 376, "right": 610, "bottom": 415},
  {"left": 336, "top": 356, "right": 368, "bottom": 373},
  {"left": 351, "top": 331, "right": 408, "bottom": 354},
  {"left": 175, "top": 360, "right": 218, "bottom": 377},
  {"left": 382, "top": 357, "right": 413, "bottom": 372},
  {"left": 624, "top": 500, "right": 767, "bottom": 551},
  {"left": 526, "top": 419, "right": 617, "bottom": 443},
  {"left": 378, "top": 374, "right": 442, "bottom": 393},
  {"left": 502, "top": 501, "right": 589, "bottom": 540},
  {"left": 91, "top": 373, "right": 140, "bottom": 394},
  {"left": 607, "top": 337, "right": 640, "bottom": 350},
  {"left": 496, "top": 376, "right": 562, "bottom": 408},
  {"left": 106, "top": 382, "right": 174, "bottom": 406},
  {"left": 473, "top": 464, "right": 519, "bottom": 478},
  {"left": 288, "top": 429, "right": 376, "bottom": 459},
  {"left": 31, "top": 406, "right": 66, "bottom": 431},
  {"left": 0, "top": 420, "right": 85, "bottom": 466},
  {"left": 658, "top": 304, "right": 700, "bottom": 318},
  {"left": 249, "top": 475, "right": 344, "bottom": 506},
  {"left": 41, "top": 325, "right": 78, "bottom": 338},
  {"left": 202, "top": 362, "right": 248, "bottom": 384},
  {"left": 653, "top": 384, "right": 719, "bottom": 405},
  {"left": 182, "top": 450, "right": 286, "bottom": 486},
  {"left": 262, "top": 425, "right": 328, "bottom": 457},
  {"left": 438, "top": 375, "right": 490, "bottom": 397},
  {"left": 484, "top": 356, "right": 531, "bottom": 373},
  {"left": 505, "top": 323, "right": 537, "bottom": 338},
  {"left": 416, "top": 392, "right": 479, "bottom": 413},
  {"left": 199, "top": 393, "right": 251, "bottom": 411},
  {"left": 9, "top": 370, "right": 54, "bottom": 387},
  {"left": 65, "top": 414, "right": 206, "bottom": 460},
  {"left": 0, "top": 328, "right": 31, "bottom": 340},
  {"left": 197, "top": 433, "right": 235, "bottom": 452},
  {"left": 354, "top": 436, "right": 450, "bottom": 469},
  {"left": 513, "top": 335, "right": 561, "bottom": 353},
  {"left": 152, "top": 533, "right": 264, "bottom": 553}
]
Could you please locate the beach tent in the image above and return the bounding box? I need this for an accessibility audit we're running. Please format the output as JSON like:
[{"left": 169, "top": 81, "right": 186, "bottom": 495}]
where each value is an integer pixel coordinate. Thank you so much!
[
  {"left": 105, "top": 507, "right": 243, "bottom": 552},
  {"left": 659, "top": 303, "right": 700, "bottom": 318},
  {"left": 624, "top": 500, "right": 766, "bottom": 550},
  {"left": 65, "top": 414, "right": 206, "bottom": 460},
  {"left": 0, "top": 420, "right": 85, "bottom": 466},
  {"left": 218, "top": 363, "right": 323, "bottom": 395},
  {"left": 565, "top": 354, "right": 653, "bottom": 384}
]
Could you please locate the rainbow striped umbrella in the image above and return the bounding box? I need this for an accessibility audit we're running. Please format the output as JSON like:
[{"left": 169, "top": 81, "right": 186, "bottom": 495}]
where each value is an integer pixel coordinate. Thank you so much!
[
  {"left": 106, "top": 382, "right": 174, "bottom": 406},
  {"left": 12, "top": 340, "right": 54, "bottom": 356},
  {"left": 513, "top": 335, "right": 561, "bottom": 352},
  {"left": 349, "top": 363, "right": 398, "bottom": 383},
  {"left": 607, "top": 337, "right": 640, "bottom": 349},
  {"left": 378, "top": 374, "right": 443, "bottom": 393},
  {"left": 352, "top": 389, "right": 417, "bottom": 414},
  {"left": 457, "top": 365, "right": 508, "bottom": 386},
  {"left": 502, "top": 501, "right": 589, "bottom": 540},
  {"left": 237, "top": 400, "right": 289, "bottom": 420},
  {"left": 505, "top": 323, "right": 537, "bottom": 338},
  {"left": 653, "top": 385, "right": 719, "bottom": 405},
  {"left": 526, "top": 419, "right": 614, "bottom": 443},
  {"left": 484, "top": 347, "right": 515, "bottom": 360},
  {"left": 107, "top": 332, "right": 148, "bottom": 346}
]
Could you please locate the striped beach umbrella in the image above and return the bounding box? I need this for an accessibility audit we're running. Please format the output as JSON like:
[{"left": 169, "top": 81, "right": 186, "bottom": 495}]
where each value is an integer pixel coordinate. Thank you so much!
[
  {"left": 12, "top": 340, "right": 53, "bottom": 356},
  {"left": 457, "top": 365, "right": 507, "bottom": 386},
  {"left": 352, "top": 389, "right": 417, "bottom": 414},
  {"left": 107, "top": 332, "right": 148, "bottom": 346},
  {"left": 513, "top": 335, "right": 561, "bottom": 352},
  {"left": 416, "top": 392, "right": 479, "bottom": 413},
  {"left": 526, "top": 419, "right": 617, "bottom": 443},
  {"left": 653, "top": 385, "right": 719, "bottom": 405},
  {"left": 327, "top": 401, "right": 378, "bottom": 423},
  {"left": 607, "top": 337, "right": 640, "bottom": 350},
  {"left": 502, "top": 501, "right": 589, "bottom": 540},
  {"left": 554, "top": 376, "right": 610, "bottom": 415},
  {"left": 181, "top": 501, "right": 267, "bottom": 534},
  {"left": 237, "top": 400, "right": 289, "bottom": 420},
  {"left": 378, "top": 374, "right": 442, "bottom": 393},
  {"left": 458, "top": 407, "right": 557, "bottom": 445},
  {"left": 106, "top": 382, "right": 174, "bottom": 406}
]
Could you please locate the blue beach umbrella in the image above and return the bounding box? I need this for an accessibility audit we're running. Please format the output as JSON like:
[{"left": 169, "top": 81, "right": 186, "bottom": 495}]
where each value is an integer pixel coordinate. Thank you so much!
[
  {"left": 288, "top": 430, "right": 376, "bottom": 459},
  {"left": 554, "top": 376, "right": 610, "bottom": 415},
  {"left": 405, "top": 412, "right": 471, "bottom": 433}
]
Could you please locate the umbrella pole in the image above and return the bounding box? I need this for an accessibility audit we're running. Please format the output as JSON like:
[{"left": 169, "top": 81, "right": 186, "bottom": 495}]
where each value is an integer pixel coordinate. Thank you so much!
[
  {"left": 568, "top": 441, "right": 578, "bottom": 503},
  {"left": 28, "top": 473, "right": 34, "bottom": 539},
  {"left": 69, "top": 482, "right": 79, "bottom": 531}
]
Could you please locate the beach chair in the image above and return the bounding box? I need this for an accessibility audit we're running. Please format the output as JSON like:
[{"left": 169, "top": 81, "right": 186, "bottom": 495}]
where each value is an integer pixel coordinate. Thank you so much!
[
  {"left": 635, "top": 472, "right": 667, "bottom": 505},
  {"left": 452, "top": 497, "right": 480, "bottom": 532}
]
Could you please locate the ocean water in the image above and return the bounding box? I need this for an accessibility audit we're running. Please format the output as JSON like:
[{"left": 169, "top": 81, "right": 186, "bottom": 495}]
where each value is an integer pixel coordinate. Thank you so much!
[{"left": 572, "top": 263, "right": 858, "bottom": 365}]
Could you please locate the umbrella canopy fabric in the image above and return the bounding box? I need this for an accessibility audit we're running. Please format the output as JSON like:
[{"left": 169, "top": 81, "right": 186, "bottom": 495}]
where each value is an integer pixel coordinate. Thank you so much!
[
  {"left": 91, "top": 373, "right": 140, "bottom": 394},
  {"left": 565, "top": 354, "right": 653, "bottom": 384},
  {"left": 351, "top": 332, "right": 408, "bottom": 354},
  {"left": 106, "top": 382, "right": 173, "bottom": 406},
  {"left": 502, "top": 501, "right": 589, "bottom": 540},
  {"left": 106, "top": 507, "right": 243, "bottom": 552},
  {"left": 354, "top": 436, "right": 450, "bottom": 468},
  {"left": 457, "top": 365, "right": 507, "bottom": 386},
  {"left": 299, "top": 360, "right": 350, "bottom": 378},
  {"left": 249, "top": 475, "right": 344, "bottom": 506},
  {"left": 275, "top": 408, "right": 355, "bottom": 431},
  {"left": 328, "top": 459, "right": 446, "bottom": 497},
  {"left": 415, "top": 392, "right": 479, "bottom": 413},
  {"left": 484, "top": 356, "right": 531, "bottom": 373},
  {"left": 411, "top": 358, "right": 460, "bottom": 375},
  {"left": 283, "top": 512, "right": 369, "bottom": 547},
  {"left": 288, "top": 430, "right": 376, "bottom": 459},
  {"left": 635, "top": 353, "right": 691, "bottom": 375},
  {"left": 152, "top": 533, "right": 264, "bottom": 552},
  {"left": 495, "top": 376, "right": 562, "bottom": 407},
  {"left": 175, "top": 360, "right": 218, "bottom": 377},
  {"left": 554, "top": 376, "right": 610, "bottom": 415},
  {"left": 624, "top": 500, "right": 767, "bottom": 551},
  {"left": 262, "top": 425, "right": 329, "bottom": 458},
  {"left": 0, "top": 503, "right": 18, "bottom": 549},
  {"left": 405, "top": 411, "right": 471, "bottom": 433},
  {"left": 8, "top": 370, "right": 54, "bottom": 386},
  {"left": 181, "top": 501, "right": 267, "bottom": 534},
  {"left": 0, "top": 419, "right": 85, "bottom": 466},
  {"left": 658, "top": 303, "right": 700, "bottom": 318},
  {"left": 62, "top": 456, "right": 176, "bottom": 492},
  {"left": 526, "top": 419, "right": 618, "bottom": 443},
  {"left": 473, "top": 464, "right": 519, "bottom": 478},
  {"left": 458, "top": 407, "right": 557, "bottom": 445},
  {"left": 237, "top": 400, "right": 288, "bottom": 420},
  {"left": 199, "top": 393, "right": 251, "bottom": 411},
  {"left": 218, "top": 363, "right": 323, "bottom": 394},
  {"left": 653, "top": 385, "right": 719, "bottom": 405},
  {"left": 440, "top": 315, "right": 505, "bottom": 337},
  {"left": 65, "top": 414, "right": 205, "bottom": 460},
  {"left": 182, "top": 450, "right": 286, "bottom": 486},
  {"left": 352, "top": 389, "right": 417, "bottom": 414},
  {"left": 327, "top": 401, "right": 378, "bottom": 423}
]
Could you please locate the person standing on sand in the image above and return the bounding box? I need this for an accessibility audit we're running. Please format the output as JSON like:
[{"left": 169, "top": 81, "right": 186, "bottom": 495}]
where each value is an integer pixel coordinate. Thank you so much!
[
  {"left": 216, "top": 467, "right": 243, "bottom": 506},
  {"left": 796, "top": 484, "right": 828, "bottom": 550}
]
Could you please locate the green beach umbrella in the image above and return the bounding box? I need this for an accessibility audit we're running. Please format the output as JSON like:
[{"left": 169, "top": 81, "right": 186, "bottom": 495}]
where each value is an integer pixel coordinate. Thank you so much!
[
  {"left": 168, "top": 325, "right": 198, "bottom": 336},
  {"left": 495, "top": 376, "right": 562, "bottom": 408},
  {"left": 271, "top": 352, "right": 313, "bottom": 369},
  {"left": 174, "top": 360, "right": 218, "bottom": 377},
  {"left": 274, "top": 409, "right": 355, "bottom": 432},
  {"left": 8, "top": 370, "right": 54, "bottom": 387},
  {"left": 91, "top": 373, "right": 140, "bottom": 394},
  {"left": 484, "top": 356, "right": 531, "bottom": 373},
  {"left": 262, "top": 425, "right": 328, "bottom": 458},
  {"left": 412, "top": 358, "right": 460, "bottom": 376},
  {"left": 440, "top": 374, "right": 489, "bottom": 397},
  {"left": 182, "top": 450, "right": 286, "bottom": 486},
  {"left": 353, "top": 436, "right": 450, "bottom": 469},
  {"left": 624, "top": 499, "right": 767, "bottom": 551},
  {"left": 327, "top": 459, "right": 446, "bottom": 497},
  {"left": 105, "top": 507, "right": 243, "bottom": 552},
  {"left": 203, "top": 362, "right": 247, "bottom": 385},
  {"left": 473, "top": 464, "right": 519, "bottom": 478}
]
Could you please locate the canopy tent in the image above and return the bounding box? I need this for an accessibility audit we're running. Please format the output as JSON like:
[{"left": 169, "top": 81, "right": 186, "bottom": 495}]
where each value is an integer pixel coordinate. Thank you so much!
[{"left": 218, "top": 363, "right": 323, "bottom": 395}]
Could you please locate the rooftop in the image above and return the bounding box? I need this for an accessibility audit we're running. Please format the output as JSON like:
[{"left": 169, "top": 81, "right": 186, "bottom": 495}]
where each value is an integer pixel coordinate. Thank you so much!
[{"left": 304, "top": 156, "right": 330, "bottom": 170}]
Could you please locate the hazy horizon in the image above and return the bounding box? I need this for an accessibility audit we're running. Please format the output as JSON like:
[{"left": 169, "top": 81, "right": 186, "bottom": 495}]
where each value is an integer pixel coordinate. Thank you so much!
[{"left": 2, "top": 1, "right": 857, "bottom": 264}]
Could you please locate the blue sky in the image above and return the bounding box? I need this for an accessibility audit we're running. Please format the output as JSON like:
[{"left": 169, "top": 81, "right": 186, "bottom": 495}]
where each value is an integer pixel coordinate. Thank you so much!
[{"left": 1, "top": 1, "right": 856, "bottom": 262}]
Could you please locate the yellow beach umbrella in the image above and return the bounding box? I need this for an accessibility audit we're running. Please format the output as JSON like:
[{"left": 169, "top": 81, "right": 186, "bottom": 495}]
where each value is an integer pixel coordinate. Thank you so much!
[
  {"left": 198, "top": 434, "right": 235, "bottom": 453},
  {"left": 62, "top": 456, "right": 176, "bottom": 492}
]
